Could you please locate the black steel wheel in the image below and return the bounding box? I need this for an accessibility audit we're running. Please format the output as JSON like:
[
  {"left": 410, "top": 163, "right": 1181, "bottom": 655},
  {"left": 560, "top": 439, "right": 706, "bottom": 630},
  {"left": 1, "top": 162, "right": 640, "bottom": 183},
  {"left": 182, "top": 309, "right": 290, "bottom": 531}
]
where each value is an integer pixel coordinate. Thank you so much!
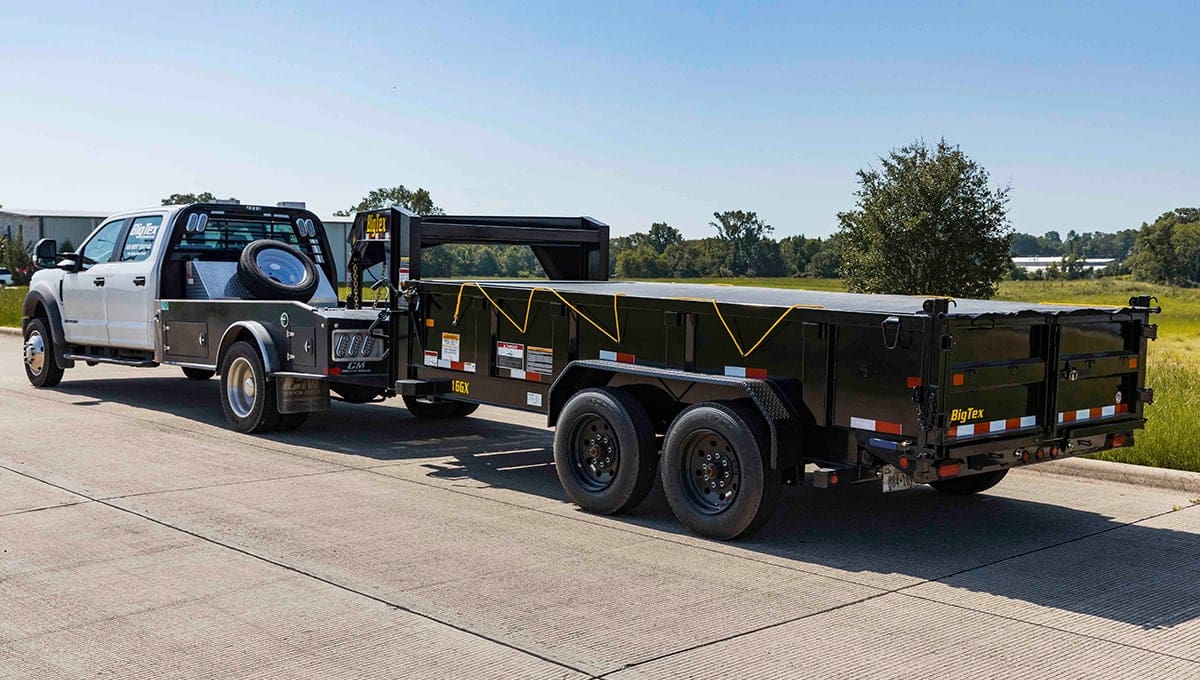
[
  {"left": 402, "top": 395, "right": 477, "bottom": 419},
  {"left": 929, "top": 469, "right": 1009, "bottom": 495},
  {"left": 237, "top": 239, "right": 319, "bottom": 301},
  {"left": 661, "top": 401, "right": 780, "bottom": 540},
  {"left": 219, "top": 341, "right": 282, "bottom": 433},
  {"left": 553, "top": 387, "right": 657, "bottom": 515},
  {"left": 182, "top": 367, "right": 215, "bottom": 380},
  {"left": 23, "top": 317, "right": 64, "bottom": 388}
]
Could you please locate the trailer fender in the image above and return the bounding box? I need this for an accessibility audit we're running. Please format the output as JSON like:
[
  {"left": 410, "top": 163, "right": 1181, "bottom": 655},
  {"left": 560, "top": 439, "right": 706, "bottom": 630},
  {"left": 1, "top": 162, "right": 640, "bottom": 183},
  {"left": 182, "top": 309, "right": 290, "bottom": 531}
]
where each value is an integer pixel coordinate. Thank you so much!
[
  {"left": 549, "top": 360, "right": 804, "bottom": 469},
  {"left": 216, "top": 321, "right": 282, "bottom": 374},
  {"left": 21, "top": 289, "right": 74, "bottom": 369}
]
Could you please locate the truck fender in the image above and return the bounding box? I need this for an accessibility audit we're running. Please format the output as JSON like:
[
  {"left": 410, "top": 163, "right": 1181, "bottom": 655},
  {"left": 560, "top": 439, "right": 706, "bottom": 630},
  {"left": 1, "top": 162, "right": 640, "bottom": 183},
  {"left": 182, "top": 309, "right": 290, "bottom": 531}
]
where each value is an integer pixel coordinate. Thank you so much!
[
  {"left": 548, "top": 360, "right": 805, "bottom": 469},
  {"left": 21, "top": 288, "right": 74, "bottom": 369},
  {"left": 215, "top": 321, "right": 282, "bottom": 374}
]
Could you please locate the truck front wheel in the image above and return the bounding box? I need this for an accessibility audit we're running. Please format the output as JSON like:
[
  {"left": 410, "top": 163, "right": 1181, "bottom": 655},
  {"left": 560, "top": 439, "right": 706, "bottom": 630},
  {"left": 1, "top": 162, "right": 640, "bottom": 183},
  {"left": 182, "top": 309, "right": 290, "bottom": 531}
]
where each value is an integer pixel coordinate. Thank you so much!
[
  {"left": 219, "top": 341, "right": 282, "bottom": 433},
  {"left": 553, "top": 387, "right": 658, "bottom": 515},
  {"left": 929, "top": 469, "right": 1009, "bottom": 495},
  {"left": 23, "top": 318, "right": 65, "bottom": 388},
  {"left": 661, "top": 401, "right": 780, "bottom": 540}
]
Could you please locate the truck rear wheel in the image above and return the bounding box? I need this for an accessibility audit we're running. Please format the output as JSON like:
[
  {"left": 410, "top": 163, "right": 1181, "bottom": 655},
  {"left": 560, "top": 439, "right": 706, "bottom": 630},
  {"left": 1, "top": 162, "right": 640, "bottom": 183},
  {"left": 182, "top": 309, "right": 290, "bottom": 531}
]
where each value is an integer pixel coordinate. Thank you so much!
[
  {"left": 553, "top": 387, "right": 658, "bottom": 515},
  {"left": 23, "top": 317, "right": 65, "bottom": 388},
  {"left": 661, "top": 401, "right": 780, "bottom": 540},
  {"left": 929, "top": 469, "right": 1009, "bottom": 495},
  {"left": 182, "top": 367, "right": 215, "bottom": 380},
  {"left": 219, "top": 341, "right": 282, "bottom": 433},
  {"left": 402, "top": 395, "right": 478, "bottom": 419}
]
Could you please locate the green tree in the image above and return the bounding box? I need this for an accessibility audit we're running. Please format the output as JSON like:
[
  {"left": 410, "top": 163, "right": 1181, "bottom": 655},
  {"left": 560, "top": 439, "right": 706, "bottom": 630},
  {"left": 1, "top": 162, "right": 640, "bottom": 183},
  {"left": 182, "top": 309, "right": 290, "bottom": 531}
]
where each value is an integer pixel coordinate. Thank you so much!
[
  {"left": 336, "top": 185, "right": 444, "bottom": 216},
  {"left": 836, "top": 139, "right": 1013, "bottom": 298},
  {"left": 709, "top": 210, "right": 773, "bottom": 277},
  {"left": 161, "top": 192, "right": 216, "bottom": 205},
  {"left": 1, "top": 224, "right": 36, "bottom": 284},
  {"left": 1128, "top": 208, "right": 1200, "bottom": 285},
  {"left": 646, "top": 222, "right": 683, "bottom": 253},
  {"left": 615, "top": 245, "right": 666, "bottom": 278}
]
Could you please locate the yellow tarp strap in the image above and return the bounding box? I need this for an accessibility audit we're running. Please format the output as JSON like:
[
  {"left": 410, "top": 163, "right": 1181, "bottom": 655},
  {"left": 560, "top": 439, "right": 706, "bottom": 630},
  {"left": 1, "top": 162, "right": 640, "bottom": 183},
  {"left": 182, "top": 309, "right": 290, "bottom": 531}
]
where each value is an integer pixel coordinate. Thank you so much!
[
  {"left": 452, "top": 282, "right": 624, "bottom": 344},
  {"left": 667, "top": 297, "right": 824, "bottom": 358}
]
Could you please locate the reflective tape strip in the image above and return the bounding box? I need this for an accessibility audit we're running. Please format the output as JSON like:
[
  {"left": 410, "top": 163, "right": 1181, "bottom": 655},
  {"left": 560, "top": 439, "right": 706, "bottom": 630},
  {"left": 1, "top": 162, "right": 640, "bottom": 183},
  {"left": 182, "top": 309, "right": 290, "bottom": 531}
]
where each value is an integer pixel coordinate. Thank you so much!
[
  {"left": 503, "top": 367, "right": 542, "bottom": 382},
  {"left": 449, "top": 361, "right": 476, "bottom": 373},
  {"left": 850, "top": 416, "right": 903, "bottom": 435},
  {"left": 599, "top": 350, "right": 635, "bottom": 364},
  {"left": 1058, "top": 403, "right": 1128, "bottom": 424},
  {"left": 951, "top": 414, "right": 1037, "bottom": 439},
  {"left": 724, "top": 366, "right": 769, "bottom": 379}
]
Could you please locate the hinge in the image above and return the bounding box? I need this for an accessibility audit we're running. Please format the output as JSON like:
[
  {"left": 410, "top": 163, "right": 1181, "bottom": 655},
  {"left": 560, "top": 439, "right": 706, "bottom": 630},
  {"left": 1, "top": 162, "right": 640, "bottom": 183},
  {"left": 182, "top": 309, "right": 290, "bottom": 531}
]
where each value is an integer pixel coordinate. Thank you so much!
[
  {"left": 1142, "top": 324, "right": 1158, "bottom": 340},
  {"left": 1138, "top": 388, "right": 1154, "bottom": 405},
  {"left": 940, "top": 334, "right": 955, "bottom": 351}
]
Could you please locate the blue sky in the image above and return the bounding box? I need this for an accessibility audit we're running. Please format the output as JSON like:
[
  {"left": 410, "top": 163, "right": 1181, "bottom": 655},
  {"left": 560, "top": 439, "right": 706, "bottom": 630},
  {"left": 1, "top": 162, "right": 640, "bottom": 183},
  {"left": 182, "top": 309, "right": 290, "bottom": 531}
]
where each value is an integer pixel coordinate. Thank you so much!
[{"left": 1, "top": 1, "right": 1196, "bottom": 238}]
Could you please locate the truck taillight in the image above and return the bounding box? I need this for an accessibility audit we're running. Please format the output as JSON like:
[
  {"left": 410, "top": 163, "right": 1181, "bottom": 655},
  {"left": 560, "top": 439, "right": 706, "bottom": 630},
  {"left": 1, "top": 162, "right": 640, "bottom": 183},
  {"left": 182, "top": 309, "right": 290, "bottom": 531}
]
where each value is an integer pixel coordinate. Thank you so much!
[
  {"left": 1111, "top": 434, "right": 1130, "bottom": 448},
  {"left": 937, "top": 462, "right": 961, "bottom": 479},
  {"left": 334, "top": 334, "right": 351, "bottom": 358}
]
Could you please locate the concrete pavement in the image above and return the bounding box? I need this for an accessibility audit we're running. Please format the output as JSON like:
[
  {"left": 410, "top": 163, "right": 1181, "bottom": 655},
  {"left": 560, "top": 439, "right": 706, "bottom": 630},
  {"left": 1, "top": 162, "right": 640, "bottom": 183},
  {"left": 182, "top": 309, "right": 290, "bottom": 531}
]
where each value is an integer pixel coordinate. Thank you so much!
[{"left": 0, "top": 334, "right": 1198, "bottom": 678}]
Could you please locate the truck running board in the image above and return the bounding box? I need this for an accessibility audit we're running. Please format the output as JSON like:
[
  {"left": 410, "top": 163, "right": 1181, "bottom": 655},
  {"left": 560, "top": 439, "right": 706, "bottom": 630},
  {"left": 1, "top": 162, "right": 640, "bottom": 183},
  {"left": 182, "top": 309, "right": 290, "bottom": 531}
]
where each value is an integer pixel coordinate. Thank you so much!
[{"left": 64, "top": 353, "right": 157, "bottom": 368}]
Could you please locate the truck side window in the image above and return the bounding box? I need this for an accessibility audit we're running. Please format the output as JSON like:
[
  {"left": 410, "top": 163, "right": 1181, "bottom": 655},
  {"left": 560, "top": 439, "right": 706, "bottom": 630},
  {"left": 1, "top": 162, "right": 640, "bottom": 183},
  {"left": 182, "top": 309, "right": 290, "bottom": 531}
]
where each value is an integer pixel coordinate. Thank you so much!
[
  {"left": 80, "top": 220, "right": 125, "bottom": 269},
  {"left": 119, "top": 216, "right": 163, "bottom": 262}
]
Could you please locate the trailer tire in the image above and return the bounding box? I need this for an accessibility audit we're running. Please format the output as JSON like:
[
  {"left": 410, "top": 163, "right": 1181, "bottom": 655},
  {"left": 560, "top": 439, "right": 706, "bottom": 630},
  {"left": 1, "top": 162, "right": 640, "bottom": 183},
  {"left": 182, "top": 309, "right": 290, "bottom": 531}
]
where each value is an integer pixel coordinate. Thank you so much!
[
  {"left": 182, "top": 367, "right": 215, "bottom": 380},
  {"left": 402, "top": 395, "right": 478, "bottom": 419},
  {"left": 277, "top": 412, "right": 309, "bottom": 431},
  {"left": 929, "top": 469, "right": 1009, "bottom": 495},
  {"left": 219, "top": 341, "right": 282, "bottom": 433},
  {"left": 23, "top": 317, "right": 65, "bottom": 388},
  {"left": 333, "top": 384, "right": 383, "bottom": 403},
  {"left": 554, "top": 387, "right": 658, "bottom": 515},
  {"left": 238, "top": 239, "right": 319, "bottom": 301},
  {"left": 661, "top": 401, "right": 780, "bottom": 540}
]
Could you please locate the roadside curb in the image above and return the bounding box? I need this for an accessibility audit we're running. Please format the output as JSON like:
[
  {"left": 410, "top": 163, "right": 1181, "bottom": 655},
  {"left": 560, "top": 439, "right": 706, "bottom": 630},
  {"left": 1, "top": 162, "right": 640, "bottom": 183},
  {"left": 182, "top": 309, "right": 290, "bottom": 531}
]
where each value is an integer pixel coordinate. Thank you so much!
[
  {"left": 0, "top": 326, "right": 21, "bottom": 336},
  {"left": 1016, "top": 456, "right": 1200, "bottom": 494}
]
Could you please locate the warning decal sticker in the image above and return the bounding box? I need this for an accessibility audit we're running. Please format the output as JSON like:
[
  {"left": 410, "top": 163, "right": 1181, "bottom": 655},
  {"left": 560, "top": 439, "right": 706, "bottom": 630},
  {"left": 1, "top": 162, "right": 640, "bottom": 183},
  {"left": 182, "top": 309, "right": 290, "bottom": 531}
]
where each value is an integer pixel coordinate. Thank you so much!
[
  {"left": 497, "top": 341, "right": 524, "bottom": 370},
  {"left": 527, "top": 346, "right": 554, "bottom": 376},
  {"left": 441, "top": 333, "right": 460, "bottom": 362}
]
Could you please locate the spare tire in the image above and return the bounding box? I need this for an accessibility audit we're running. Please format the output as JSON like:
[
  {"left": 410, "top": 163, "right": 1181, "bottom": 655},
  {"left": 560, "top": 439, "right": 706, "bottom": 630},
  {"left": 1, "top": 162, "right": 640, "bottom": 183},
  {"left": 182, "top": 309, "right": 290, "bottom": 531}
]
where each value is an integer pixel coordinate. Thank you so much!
[{"left": 238, "top": 239, "right": 319, "bottom": 301}]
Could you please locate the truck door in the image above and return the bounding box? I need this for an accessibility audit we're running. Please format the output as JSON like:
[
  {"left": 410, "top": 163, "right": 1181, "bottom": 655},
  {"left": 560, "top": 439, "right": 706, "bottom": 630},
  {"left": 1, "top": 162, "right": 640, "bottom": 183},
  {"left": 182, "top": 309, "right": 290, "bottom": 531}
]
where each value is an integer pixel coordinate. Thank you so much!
[
  {"left": 104, "top": 214, "right": 163, "bottom": 350},
  {"left": 61, "top": 218, "right": 127, "bottom": 346}
]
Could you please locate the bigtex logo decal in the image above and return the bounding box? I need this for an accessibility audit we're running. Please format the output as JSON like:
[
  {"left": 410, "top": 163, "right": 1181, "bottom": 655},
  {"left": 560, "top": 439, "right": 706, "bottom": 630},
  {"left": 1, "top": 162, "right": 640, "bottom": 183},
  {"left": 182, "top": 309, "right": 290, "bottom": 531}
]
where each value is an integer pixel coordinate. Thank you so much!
[{"left": 950, "top": 407, "right": 985, "bottom": 424}]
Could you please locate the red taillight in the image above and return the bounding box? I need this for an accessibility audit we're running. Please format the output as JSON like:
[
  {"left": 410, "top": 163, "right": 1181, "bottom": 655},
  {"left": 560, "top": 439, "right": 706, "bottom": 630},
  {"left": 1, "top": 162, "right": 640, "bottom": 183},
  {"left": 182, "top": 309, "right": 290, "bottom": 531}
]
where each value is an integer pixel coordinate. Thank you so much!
[
  {"left": 1049, "top": 447, "right": 1060, "bottom": 459},
  {"left": 937, "top": 462, "right": 961, "bottom": 479},
  {"left": 1020, "top": 450, "right": 1032, "bottom": 464},
  {"left": 898, "top": 455, "right": 911, "bottom": 470},
  {"left": 1111, "top": 434, "right": 1129, "bottom": 448},
  {"left": 1035, "top": 447, "right": 1046, "bottom": 461},
  {"left": 327, "top": 366, "right": 342, "bottom": 376},
  {"left": 829, "top": 473, "right": 840, "bottom": 486}
]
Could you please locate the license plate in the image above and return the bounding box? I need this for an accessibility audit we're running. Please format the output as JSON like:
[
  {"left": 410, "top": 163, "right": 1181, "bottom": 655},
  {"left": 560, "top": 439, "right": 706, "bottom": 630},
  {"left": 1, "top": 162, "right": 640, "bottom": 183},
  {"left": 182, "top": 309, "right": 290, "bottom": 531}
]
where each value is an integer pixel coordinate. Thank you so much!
[{"left": 882, "top": 470, "right": 915, "bottom": 493}]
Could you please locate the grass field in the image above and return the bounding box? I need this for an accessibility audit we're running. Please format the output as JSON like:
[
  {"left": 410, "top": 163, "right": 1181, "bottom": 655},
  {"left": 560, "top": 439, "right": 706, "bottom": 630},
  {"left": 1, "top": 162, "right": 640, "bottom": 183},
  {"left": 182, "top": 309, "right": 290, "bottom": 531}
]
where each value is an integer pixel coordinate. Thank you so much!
[{"left": 3, "top": 278, "right": 1197, "bottom": 471}]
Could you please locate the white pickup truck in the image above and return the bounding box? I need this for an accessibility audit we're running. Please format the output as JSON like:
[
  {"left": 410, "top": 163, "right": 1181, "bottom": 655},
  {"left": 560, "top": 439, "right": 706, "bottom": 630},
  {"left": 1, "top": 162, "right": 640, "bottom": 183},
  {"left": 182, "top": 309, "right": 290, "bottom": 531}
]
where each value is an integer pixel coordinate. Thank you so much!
[{"left": 21, "top": 202, "right": 405, "bottom": 432}]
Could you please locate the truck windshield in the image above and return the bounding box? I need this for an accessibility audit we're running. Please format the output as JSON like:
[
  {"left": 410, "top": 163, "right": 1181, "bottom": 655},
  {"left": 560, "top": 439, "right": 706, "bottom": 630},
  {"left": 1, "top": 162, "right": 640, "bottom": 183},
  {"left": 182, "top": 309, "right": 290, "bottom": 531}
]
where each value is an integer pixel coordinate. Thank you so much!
[{"left": 176, "top": 219, "right": 300, "bottom": 252}]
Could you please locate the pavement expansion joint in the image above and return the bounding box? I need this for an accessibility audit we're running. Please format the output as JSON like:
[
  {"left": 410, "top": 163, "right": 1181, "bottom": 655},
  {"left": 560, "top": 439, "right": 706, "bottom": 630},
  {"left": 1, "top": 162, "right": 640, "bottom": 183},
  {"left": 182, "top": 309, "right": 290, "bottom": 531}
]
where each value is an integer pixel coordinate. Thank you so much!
[{"left": 0, "top": 462, "right": 599, "bottom": 678}]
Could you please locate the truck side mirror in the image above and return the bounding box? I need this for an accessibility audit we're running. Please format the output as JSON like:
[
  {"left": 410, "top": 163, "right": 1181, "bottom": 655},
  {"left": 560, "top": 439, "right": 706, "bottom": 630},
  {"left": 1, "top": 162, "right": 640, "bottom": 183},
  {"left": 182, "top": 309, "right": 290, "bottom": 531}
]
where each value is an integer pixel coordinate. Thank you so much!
[{"left": 34, "top": 239, "right": 58, "bottom": 269}]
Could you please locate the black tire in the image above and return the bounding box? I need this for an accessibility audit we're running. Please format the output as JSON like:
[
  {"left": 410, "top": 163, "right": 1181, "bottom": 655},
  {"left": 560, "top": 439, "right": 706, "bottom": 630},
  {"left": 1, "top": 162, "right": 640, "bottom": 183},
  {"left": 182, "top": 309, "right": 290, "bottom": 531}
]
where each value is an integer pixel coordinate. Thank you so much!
[
  {"left": 332, "top": 384, "right": 383, "bottom": 404},
  {"left": 661, "top": 401, "right": 781, "bottom": 540},
  {"left": 237, "top": 239, "right": 319, "bottom": 301},
  {"left": 182, "top": 367, "right": 215, "bottom": 380},
  {"left": 929, "top": 469, "right": 1009, "bottom": 495},
  {"left": 402, "top": 395, "right": 478, "bottom": 419},
  {"left": 219, "top": 340, "right": 281, "bottom": 433},
  {"left": 553, "top": 387, "right": 658, "bottom": 515},
  {"left": 23, "top": 317, "right": 65, "bottom": 388},
  {"left": 277, "top": 412, "right": 309, "bottom": 431}
]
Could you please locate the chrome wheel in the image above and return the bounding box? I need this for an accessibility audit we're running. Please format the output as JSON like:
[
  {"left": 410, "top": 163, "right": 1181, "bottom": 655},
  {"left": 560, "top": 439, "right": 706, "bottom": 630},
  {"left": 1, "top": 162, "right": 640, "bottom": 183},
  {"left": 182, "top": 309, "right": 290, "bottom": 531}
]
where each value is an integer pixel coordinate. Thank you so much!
[
  {"left": 226, "top": 356, "right": 257, "bottom": 419},
  {"left": 23, "top": 330, "right": 45, "bottom": 376}
]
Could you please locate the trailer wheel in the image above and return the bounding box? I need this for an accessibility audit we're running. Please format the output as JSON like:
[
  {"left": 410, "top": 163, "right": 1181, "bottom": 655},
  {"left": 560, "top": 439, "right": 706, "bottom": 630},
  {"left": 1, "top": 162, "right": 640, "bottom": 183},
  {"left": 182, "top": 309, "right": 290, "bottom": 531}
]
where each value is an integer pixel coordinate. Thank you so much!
[
  {"left": 929, "top": 469, "right": 1009, "bottom": 495},
  {"left": 402, "top": 395, "right": 478, "bottom": 419},
  {"left": 219, "top": 341, "right": 282, "bottom": 433},
  {"left": 553, "top": 387, "right": 658, "bottom": 515},
  {"left": 23, "top": 317, "right": 65, "bottom": 388},
  {"left": 182, "top": 367, "right": 215, "bottom": 380},
  {"left": 661, "top": 401, "right": 781, "bottom": 540}
]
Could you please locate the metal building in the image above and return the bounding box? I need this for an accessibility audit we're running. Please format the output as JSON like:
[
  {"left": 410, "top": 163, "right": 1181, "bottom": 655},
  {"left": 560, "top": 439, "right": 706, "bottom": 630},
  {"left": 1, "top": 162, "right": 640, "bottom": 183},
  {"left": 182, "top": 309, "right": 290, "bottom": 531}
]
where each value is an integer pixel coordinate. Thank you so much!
[{"left": 0, "top": 208, "right": 109, "bottom": 250}]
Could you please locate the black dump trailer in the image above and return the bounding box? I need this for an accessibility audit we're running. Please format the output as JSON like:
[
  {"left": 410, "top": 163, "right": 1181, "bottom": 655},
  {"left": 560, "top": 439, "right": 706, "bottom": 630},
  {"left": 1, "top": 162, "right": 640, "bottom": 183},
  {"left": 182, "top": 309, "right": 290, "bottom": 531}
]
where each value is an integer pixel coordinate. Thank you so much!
[{"left": 343, "top": 207, "right": 1159, "bottom": 539}]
